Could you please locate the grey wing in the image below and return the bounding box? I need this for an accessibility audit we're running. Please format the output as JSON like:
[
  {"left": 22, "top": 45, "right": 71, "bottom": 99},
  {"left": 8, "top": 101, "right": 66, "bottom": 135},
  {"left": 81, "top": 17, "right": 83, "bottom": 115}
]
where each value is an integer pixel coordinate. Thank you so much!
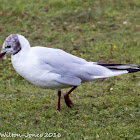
[
  {"left": 35, "top": 47, "right": 127, "bottom": 86},
  {"left": 57, "top": 76, "right": 81, "bottom": 86},
  {"left": 36, "top": 47, "right": 87, "bottom": 86}
]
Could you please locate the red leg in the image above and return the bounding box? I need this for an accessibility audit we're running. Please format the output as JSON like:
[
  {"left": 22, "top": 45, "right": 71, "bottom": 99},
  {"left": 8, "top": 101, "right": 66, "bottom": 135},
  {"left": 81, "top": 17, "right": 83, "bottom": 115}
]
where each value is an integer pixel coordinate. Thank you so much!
[
  {"left": 57, "top": 91, "right": 61, "bottom": 110},
  {"left": 64, "top": 86, "right": 77, "bottom": 108}
]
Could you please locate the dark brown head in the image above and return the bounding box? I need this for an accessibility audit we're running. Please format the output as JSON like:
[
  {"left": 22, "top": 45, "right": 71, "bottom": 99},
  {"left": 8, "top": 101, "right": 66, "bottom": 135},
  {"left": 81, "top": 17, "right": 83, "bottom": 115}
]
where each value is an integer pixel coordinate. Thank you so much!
[{"left": 1, "top": 34, "right": 21, "bottom": 56}]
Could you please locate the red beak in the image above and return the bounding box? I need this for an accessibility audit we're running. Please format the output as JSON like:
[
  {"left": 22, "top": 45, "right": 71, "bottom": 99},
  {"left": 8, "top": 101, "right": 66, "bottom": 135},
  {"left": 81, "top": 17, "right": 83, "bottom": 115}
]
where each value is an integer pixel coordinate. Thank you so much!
[{"left": 0, "top": 52, "right": 6, "bottom": 58}]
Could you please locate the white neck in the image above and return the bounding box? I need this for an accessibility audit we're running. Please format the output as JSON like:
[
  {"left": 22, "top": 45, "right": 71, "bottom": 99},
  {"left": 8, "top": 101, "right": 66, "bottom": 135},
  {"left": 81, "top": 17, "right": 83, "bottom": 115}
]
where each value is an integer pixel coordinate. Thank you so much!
[
  {"left": 11, "top": 34, "right": 31, "bottom": 63},
  {"left": 17, "top": 34, "right": 31, "bottom": 51}
]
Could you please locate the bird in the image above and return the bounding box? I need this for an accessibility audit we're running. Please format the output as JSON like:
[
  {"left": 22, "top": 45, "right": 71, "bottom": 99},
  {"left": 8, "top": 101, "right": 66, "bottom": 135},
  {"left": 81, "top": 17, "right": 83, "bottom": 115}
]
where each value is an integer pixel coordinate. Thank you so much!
[{"left": 0, "top": 34, "right": 139, "bottom": 110}]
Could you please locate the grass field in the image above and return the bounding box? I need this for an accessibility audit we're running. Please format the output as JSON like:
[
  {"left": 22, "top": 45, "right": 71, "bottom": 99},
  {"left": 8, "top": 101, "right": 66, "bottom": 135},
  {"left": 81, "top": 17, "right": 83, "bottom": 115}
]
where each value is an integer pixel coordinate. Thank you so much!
[{"left": 0, "top": 0, "right": 140, "bottom": 139}]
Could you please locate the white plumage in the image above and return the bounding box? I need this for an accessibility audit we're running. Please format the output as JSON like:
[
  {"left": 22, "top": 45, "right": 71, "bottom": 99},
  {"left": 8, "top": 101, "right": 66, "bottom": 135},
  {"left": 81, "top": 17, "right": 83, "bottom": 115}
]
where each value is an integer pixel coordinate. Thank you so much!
[{"left": 0, "top": 34, "right": 139, "bottom": 110}]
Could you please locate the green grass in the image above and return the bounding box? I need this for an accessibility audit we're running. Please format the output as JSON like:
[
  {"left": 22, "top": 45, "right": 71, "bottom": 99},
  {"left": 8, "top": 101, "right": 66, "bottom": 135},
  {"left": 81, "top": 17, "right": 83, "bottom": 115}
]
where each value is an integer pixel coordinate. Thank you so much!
[{"left": 0, "top": 0, "right": 140, "bottom": 139}]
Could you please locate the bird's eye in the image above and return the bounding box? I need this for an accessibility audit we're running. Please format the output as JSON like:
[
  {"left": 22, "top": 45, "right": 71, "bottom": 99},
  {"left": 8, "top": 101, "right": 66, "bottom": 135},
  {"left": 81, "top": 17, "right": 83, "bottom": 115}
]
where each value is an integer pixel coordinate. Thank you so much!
[{"left": 6, "top": 45, "right": 11, "bottom": 48}]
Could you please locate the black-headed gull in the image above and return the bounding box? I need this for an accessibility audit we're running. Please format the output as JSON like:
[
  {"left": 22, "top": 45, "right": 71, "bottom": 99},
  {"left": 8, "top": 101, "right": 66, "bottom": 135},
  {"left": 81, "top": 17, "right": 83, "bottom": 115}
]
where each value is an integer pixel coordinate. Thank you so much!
[{"left": 0, "top": 34, "right": 140, "bottom": 110}]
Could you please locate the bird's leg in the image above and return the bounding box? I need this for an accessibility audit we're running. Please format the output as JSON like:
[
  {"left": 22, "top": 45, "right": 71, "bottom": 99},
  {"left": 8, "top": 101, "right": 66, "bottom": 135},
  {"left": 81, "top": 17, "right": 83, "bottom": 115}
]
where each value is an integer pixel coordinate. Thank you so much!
[
  {"left": 57, "top": 90, "right": 61, "bottom": 110},
  {"left": 64, "top": 86, "right": 77, "bottom": 108}
]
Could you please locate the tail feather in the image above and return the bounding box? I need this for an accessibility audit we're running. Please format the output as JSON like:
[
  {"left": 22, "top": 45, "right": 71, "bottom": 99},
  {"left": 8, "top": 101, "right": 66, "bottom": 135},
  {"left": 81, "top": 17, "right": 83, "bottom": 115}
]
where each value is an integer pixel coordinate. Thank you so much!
[{"left": 98, "top": 63, "right": 140, "bottom": 73}]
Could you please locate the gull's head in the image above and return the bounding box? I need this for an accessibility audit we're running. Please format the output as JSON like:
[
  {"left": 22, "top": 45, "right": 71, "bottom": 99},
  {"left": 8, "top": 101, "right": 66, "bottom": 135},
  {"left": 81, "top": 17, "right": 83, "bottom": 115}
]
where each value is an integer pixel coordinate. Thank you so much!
[{"left": 0, "top": 34, "right": 30, "bottom": 58}]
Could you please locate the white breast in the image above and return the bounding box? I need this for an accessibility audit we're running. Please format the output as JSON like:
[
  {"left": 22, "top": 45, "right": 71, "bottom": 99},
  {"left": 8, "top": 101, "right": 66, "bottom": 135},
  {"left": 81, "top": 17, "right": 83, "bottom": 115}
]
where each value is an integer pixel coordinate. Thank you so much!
[{"left": 11, "top": 51, "right": 69, "bottom": 90}]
